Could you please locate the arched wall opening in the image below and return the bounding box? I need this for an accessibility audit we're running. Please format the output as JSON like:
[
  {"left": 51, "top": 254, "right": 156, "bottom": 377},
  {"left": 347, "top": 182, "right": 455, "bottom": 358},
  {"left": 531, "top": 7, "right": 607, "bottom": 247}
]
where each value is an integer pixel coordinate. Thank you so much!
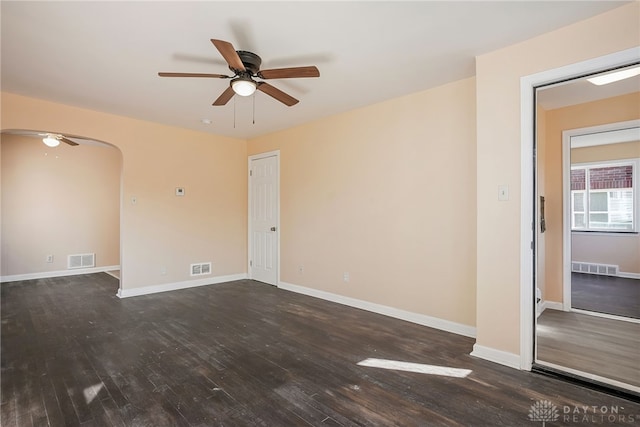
[{"left": 0, "top": 130, "right": 123, "bottom": 294}]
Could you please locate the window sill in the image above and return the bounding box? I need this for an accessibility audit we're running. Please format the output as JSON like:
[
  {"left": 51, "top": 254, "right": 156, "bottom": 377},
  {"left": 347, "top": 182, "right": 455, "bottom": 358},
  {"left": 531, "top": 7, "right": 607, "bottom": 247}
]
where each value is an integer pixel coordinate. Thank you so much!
[{"left": 571, "top": 230, "right": 638, "bottom": 236}]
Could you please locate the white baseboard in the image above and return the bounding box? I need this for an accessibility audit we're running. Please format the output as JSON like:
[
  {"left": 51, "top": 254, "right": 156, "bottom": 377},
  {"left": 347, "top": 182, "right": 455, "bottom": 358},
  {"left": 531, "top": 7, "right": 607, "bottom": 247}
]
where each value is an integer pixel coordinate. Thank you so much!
[
  {"left": 572, "top": 308, "right": 640, "bottom": 324},
  {"left": 278, "top": 281, "right": 476, "bottom": 338},
  {"left": 105, "top": 270, "right": 120, "bottom": 279},
  {"left": 470, "top": 344, "right": 521, "bottom": 369},
  {"left": 117, "top": 273, "right": 247, "bottom": 298},
  {"left": 618, "top": 271, "right": 640, "bottom": 280},
  {"left": 0, "top": 265, "right": 120, "bottom": 283},
  {"left": 541, "top": 300, "right": 563, "bottom": 312}
]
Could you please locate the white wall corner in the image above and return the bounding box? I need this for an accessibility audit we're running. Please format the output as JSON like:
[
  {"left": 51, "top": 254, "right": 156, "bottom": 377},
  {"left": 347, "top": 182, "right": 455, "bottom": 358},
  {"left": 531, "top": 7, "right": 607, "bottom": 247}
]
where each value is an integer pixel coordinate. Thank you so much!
[
  {"left": 537, "top": 299, "right": 563, "bottom": 316},
  {"left": 117, "top": 273, "right": 248, "bottom": 298},
  {"left": 470, "top": 344, "right": 521, "bottom": 370},
  {"left": 541, "top": 300, "right": 564, "bottom": 312},
  {"left": 278, "top": 281, "right": 476, "bottom": 338}
]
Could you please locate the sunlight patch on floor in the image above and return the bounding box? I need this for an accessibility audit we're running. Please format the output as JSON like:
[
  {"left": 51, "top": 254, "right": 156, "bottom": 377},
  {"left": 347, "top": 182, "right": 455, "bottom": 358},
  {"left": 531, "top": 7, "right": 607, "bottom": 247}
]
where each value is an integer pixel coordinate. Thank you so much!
[
  {"left": 83, "top": 382, "right": 104, "bottom": 404},
  {"left": 357, "top": 358, "right": 472, "bottom": 378}
]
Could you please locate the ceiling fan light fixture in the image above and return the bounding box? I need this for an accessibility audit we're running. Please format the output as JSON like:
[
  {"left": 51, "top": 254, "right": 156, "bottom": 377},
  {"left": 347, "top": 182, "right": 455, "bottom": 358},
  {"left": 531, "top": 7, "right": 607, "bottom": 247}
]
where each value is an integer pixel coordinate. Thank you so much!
[
  {"left": 231, "top": 78, "right": 257, "bottom": 97},
  {"left": 42, "top": 136, "right": 60, "bottom": 147}
]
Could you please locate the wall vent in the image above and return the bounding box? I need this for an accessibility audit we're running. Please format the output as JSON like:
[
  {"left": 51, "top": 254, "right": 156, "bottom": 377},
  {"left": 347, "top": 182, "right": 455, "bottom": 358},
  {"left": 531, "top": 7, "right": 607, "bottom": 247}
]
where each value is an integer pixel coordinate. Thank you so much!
[
  {"left": 571, "top": 261, "right": 618, "bottom": 277},
  {"left": 190, "top": 262, "right": 212, "bottom": 277},
  {"left": 68, "top": 253, "right": 95, "bottom": 269}
]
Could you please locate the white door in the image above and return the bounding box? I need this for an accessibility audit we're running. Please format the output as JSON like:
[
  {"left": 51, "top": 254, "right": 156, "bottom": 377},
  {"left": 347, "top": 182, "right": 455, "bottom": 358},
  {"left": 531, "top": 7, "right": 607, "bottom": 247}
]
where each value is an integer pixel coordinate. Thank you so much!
[{"left": 249, "top": 154, "right": 278, "bottom": 285}]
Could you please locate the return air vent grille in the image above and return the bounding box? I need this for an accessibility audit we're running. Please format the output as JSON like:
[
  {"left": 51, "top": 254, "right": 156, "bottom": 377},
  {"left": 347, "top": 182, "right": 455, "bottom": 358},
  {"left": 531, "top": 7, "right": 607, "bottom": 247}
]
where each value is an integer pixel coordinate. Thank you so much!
[
  {"left": 190, "top": 262, "right": 212, "bottom": 277},
  {"left": 68, "top": 253, "right": 95, "bottom": 269},
  {"left": 571, "top": 261, "right": 618, "bottom": 277}
]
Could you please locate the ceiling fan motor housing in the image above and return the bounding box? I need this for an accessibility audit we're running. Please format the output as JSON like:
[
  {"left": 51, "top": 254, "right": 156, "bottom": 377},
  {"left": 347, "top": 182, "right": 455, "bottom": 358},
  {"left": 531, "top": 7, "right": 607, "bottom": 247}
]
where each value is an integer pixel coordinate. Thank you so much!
[{"left": 235, "top": 51, "right": 262, "bottom": 75}]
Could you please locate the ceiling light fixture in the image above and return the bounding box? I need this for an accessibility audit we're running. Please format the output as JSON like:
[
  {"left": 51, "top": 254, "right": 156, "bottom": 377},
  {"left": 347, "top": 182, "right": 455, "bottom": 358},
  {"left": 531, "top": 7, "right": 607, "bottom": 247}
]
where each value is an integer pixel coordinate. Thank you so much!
[
  {"left": 586, "top": 66, "right": 640, "bottom": 85},
  {"left": 42, "top": 135, "right": 60, "bottom": 147},
  {"left": 231, "top": 77, "right": 257, "bottom": 97}
]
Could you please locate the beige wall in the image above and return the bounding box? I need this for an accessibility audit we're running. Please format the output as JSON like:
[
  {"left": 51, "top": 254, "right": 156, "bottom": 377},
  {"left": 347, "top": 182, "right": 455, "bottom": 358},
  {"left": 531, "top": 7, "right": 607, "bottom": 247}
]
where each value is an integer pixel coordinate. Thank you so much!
[
  {"left": 248, "top": 78, "right": 477, "bottom": 327},
  {"left": 1, "top": 135, "right": 120, "bottom": 275},
  {"left": 1, "top": 93, "right": 247, "bottom": 290},
  {"left": 572, "top": 233, "right": 640, "bottom": 274},
  {"left": 571, "top": 140, "right": 639, "bottom": 163},
  {"left": 542, "top": 94, "right": 640, "bottom": 302},
  {"left": 1, "top": 1, "right": 637, "bottom": 361},
  {"left": 476, "top": 2, "right": 639, "bottom": 354}
]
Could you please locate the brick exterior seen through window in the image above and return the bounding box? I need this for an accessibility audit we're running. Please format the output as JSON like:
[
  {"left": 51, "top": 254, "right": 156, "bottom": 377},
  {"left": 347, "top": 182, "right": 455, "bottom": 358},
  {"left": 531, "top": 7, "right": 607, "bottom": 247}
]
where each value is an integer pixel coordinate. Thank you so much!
[
  {"left": 571, "top": 165, "right": 632, "bottom": 191},
  {"left": 571, "top": 168, "right": 585, "bottom": 191}
]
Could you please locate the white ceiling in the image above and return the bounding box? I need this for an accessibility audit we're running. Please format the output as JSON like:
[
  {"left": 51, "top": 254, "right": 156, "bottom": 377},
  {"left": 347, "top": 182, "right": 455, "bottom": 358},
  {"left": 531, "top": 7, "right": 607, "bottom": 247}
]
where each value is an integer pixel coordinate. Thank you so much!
[
  {"left": 1, "top": 1, "right": 631, "bottom": 140},
  {"left": 537, "top": 66, "right": 640, "bottom": 110}
]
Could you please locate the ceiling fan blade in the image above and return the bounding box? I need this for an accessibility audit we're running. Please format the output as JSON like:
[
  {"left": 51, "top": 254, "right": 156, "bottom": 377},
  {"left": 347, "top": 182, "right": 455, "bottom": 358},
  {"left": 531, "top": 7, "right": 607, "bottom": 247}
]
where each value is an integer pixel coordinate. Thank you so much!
[
  {"left": 213, "top": 86, "right": 236, "bottom": 106},
  {"left": 211, "top": 39, "right": 245, "bottom": 71},
  {"left": 258, "top": 66, "right": 320, "bottom": 79},
  {"left": 158, "top": 72, "right": 230, "bottom": 78},
  {"left": 257, "top": 82, "right": 299, "bottom": 106},
  {"left": 59, "top": 136, "right": 79, "bottom": 146}
]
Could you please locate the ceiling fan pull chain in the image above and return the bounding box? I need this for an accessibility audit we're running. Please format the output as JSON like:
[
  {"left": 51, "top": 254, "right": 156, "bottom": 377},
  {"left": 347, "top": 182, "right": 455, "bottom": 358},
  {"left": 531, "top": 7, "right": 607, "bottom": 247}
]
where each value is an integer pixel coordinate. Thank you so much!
[
  {"left": 233, "top": 96, "right": 236, "bottom": 129},
  {"left": 253, "top": 94, "right": 256, "bottom": 125}
]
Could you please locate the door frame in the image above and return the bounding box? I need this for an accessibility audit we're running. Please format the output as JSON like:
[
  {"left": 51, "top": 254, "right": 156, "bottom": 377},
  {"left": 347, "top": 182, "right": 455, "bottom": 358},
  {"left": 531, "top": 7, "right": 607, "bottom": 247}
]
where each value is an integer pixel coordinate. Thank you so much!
[
  {"left": 247, "top": 150, "right": 281, "bottom": 285},
  {"left": 562, "top": 120, "right": 640, "bottom": 311},
  {"left": 519, "top": 47, "right": 639, "bottom": 371}
]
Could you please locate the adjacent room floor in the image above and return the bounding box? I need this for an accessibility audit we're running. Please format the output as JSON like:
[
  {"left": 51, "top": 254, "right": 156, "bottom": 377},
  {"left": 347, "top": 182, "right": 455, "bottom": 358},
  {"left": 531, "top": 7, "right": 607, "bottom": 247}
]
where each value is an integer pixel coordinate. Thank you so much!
[
  {"left": 537, "top": 309, "right": 640, "bottom": 389},
  {"left": 2, "top": 274, "right": 638, "bottom": 426},
  {"left": 571, "top": 272, "right": 640, "bottom": 319}
]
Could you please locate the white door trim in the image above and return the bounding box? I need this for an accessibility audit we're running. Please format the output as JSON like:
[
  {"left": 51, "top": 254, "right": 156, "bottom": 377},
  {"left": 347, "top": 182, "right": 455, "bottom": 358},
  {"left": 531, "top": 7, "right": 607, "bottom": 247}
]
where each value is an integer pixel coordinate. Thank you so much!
[
  {"left": 561, "top": 119, "right": 640, "bottom": 312},
  {"left": 520, "top": 47, "right": 639, "bottom": 371},
  {"left": 248, "top": 150, "right": 280, "bottom": 285}
]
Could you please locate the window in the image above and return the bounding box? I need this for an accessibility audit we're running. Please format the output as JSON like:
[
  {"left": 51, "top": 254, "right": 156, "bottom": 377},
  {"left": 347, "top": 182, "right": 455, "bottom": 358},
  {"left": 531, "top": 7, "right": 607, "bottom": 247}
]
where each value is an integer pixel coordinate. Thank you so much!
[{"left": 570, "top": 160, "right": 638, "bottom": 232}]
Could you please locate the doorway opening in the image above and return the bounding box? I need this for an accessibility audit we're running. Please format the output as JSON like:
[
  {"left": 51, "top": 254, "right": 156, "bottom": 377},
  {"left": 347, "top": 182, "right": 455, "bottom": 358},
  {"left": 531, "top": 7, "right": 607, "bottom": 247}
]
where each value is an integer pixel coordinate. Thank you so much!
[
  {"left": 0, "top": 130, "right": 123, "bottom": 295},
  {"left": 519, "top": 48, "right": 640, "bottom": 397},
  {"left": 561, "top": 121, "right": 640, "bottom": 321}
]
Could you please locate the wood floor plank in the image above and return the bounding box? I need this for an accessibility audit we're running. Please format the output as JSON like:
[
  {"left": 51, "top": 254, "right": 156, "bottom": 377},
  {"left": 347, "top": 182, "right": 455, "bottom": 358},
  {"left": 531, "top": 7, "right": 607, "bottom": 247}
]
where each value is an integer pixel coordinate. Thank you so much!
[
  {"left": 39, "top": 374, "right": 66, "bottom": 427},
  {"left": 2, "top": 273, "right": 639, "bottom": 426},
  {"left": 0, "top": 398, "right": 18, "bottom": 427},
  {"left": 537, "top": 309, "right": 640, "bottom": 387},
  {"left": 49, "top": 374, "right": 82, "bottom": 425},
  {"left": 97, "top": 396, "right": 126, "bottom": 427}
]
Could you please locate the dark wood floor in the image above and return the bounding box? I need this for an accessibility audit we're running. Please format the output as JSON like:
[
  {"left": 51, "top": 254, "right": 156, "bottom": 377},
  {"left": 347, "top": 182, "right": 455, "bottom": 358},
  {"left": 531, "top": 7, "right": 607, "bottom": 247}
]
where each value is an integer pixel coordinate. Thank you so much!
[
  {"left": 537, "top": 309, "right": 640, "bottom": 388},
  {"left": 2, "top": 274, "right": 639, "bottom": 426},
  {"left": 572, "top": 273, "right": 640, "bottom": 318}
]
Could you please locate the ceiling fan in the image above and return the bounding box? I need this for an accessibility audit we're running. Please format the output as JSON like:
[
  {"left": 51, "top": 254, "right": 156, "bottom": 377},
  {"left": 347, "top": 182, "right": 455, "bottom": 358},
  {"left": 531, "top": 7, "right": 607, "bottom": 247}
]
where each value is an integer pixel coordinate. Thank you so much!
[
  {"left": 159, "top": 39, "right": 320, "bottom": 107},
  {"left": 1, "top": 130, "right": 79, "bottom": 147},
  {"left": 39, "top": 133, "right": 79, "bottom": 147}
]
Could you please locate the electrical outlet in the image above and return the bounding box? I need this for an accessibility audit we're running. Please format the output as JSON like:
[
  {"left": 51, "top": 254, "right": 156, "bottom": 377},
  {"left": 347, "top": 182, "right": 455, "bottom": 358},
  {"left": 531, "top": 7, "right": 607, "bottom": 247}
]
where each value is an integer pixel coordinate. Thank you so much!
[
  {"left": 160, "top": 266, "right": 167, "bottom": 275},
  {"left": 343, "top": 272, "right": 350, "bottom": 282},
  {"left": 46, "top": 254, "right": 54, "bottom": 263}
]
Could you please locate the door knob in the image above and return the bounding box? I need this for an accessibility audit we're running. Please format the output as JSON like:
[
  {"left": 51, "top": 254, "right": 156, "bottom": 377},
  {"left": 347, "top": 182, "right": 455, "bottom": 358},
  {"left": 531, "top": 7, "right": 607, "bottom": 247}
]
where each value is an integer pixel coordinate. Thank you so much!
[{"left": 270, "top": 226, "right": 277, "bottom": 231}]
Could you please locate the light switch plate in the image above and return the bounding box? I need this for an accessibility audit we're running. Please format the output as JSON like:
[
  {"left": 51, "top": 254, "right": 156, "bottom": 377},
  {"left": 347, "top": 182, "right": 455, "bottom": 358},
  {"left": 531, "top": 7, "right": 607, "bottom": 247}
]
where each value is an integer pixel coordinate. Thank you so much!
[{"left": 498, "top": 185, "right": 509, "bottom": 201}]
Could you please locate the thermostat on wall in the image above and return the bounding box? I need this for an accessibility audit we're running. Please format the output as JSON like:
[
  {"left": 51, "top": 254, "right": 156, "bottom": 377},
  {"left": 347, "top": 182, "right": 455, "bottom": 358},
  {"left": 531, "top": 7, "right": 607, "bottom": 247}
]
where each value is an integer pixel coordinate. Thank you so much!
[{"left": 176, "top": 187, "right": 185, "bottom": 196}]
